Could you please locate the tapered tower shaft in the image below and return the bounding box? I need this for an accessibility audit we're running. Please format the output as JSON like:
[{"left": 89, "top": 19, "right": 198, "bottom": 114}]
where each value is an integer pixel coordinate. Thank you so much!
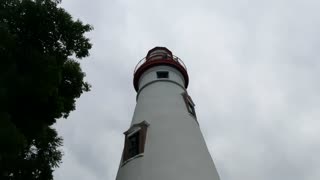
[{"left": 115, "top": 47, "right": 220, "bottom": 180}]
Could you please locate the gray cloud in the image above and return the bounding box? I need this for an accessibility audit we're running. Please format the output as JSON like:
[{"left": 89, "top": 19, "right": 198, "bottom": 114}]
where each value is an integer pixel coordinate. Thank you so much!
[{"left": 54, "top": 0, "right": 320, "bottom": 179}]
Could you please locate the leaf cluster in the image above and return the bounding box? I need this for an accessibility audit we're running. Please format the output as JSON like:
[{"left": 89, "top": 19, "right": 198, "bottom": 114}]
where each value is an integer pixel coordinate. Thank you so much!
[{"left": 0, "top": 0, "right": 93, "bottom": 179}]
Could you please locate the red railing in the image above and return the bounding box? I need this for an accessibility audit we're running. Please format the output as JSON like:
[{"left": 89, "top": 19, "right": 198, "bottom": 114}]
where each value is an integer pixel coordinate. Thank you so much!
[{"left": 134, "top": 52, "right": 187, "bottom": 74}]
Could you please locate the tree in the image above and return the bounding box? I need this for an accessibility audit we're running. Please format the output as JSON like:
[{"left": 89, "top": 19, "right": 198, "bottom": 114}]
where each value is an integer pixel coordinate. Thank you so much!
[{"left": 0, "top": 0, "right": 93, "bottom": 179}]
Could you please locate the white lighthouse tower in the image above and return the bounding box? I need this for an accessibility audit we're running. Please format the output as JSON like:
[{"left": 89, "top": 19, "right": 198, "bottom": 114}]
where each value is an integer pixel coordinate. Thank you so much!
[{"left": 115, "top": 47, "right": 220, "bottom": 180}]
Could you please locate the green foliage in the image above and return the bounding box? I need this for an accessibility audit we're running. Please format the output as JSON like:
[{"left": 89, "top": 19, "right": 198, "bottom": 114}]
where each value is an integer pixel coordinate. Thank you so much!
[{"left": 0, "top": 0, "right": 92, "bottom": 179}]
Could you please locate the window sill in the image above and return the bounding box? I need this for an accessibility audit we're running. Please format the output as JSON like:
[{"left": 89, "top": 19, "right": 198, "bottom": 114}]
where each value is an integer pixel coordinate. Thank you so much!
[{"left": 121, "top": 153, "right": 144, "bottom": 167}]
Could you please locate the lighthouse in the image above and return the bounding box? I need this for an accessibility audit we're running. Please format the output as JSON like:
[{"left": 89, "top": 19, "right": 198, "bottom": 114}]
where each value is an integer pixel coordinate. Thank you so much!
[{"left": 115, "top": 47, "right": 220, "bottom": 180}]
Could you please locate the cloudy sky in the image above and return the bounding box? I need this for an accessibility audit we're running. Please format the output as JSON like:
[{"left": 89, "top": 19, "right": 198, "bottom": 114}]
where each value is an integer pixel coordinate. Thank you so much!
[{"left": 53, "top": 0, "right": 320, "bottom": 179}]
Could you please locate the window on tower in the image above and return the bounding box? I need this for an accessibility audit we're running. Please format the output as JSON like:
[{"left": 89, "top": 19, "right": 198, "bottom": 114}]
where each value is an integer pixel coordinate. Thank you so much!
[
  {"left": 182, "top": 92, "right": 197, "bottom": 119},
  {"left": 128, "top": 132, "right": 140, "bottom": 158},
  {"left": 187, "top": 101, "right": 196, "bottom": 116},
  {"left": 157, "top": 71, "right": 169, "bottom": 79},
  {"left": 122, "top": 121, "right": 149, "bottom": 165}
]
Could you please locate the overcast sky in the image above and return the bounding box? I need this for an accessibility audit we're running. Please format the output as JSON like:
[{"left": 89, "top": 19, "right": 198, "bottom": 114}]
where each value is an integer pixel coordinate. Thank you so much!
[{"left": 53, "top": 0, "right": 320, "bottom": 179}]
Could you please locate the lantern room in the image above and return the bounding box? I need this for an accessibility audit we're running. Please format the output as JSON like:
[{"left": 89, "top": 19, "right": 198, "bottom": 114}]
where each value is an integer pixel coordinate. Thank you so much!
[{"left": 133, "top": 47, "right": 189, "bottom": 91}]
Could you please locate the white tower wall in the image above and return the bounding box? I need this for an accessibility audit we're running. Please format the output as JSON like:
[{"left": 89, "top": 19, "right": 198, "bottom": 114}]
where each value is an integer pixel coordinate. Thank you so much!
[{"left": 116, "top": 63, "right": 220, "bottom": 180}]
